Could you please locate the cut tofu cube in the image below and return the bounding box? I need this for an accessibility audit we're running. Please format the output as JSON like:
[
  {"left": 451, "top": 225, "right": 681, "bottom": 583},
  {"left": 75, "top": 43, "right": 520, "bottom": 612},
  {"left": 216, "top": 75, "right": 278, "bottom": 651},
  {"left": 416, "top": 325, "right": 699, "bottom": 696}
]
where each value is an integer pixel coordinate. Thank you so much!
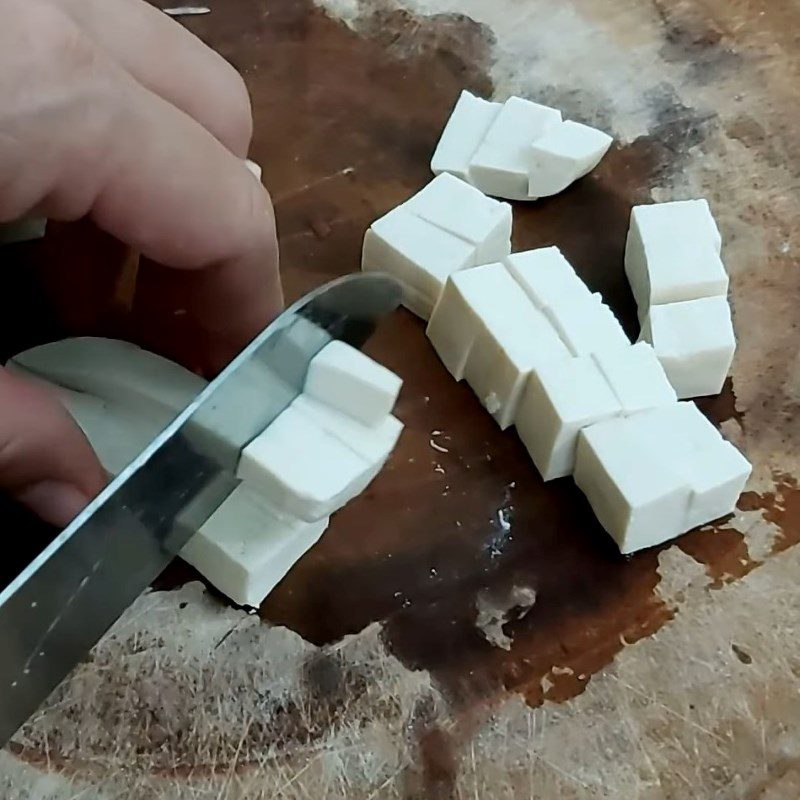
[
  {"left": 545, "top": 293, "right": 630, "bottom": 356},
  {"left": 574, "top": 417, "right": 691, "bottom": 554},
  {"left": 181, "top": 484, "right": 328, "bottom": 608},
  {"left": 405, "top": 173, "right": 513, "bottom": 264},
  {"left": 515, "top": 357, "right": 622, "bottom": 481},
  {"left": 470, "top": 97, "right": 562, "bottom": 200},
  {"left": 625, "top": 403, "right": 751, "bottom": 530},
  {"left": 624, "top": 199, "right": 728, "bottom": 308},
  {"left": 237, "top": 404, "right": 371, "bottom": 522},
  {"left": 426, "top": 262, "right": 528, "bottom": 380},
  {"left": 592, "top": 342, "right": 677, "bottom": 416},
  {"left": 528, "top": 120, "right": 613, "bottom": 198},
  {"left": 505, "top": 247, "right": 593, "bottom": 310},
  {"left": 362, "top": 207, "right": 476, "bottom": 320},
  {"left": 304, "top": 340, "right": 402, "bottom": 426},
  {"left": 431, "top": 90, "right": 502, "bottom": 183},
  {"left": 463, "top": 301, "right": 571, "bottom": 429},
  {"left": 639, "top": 296, "right": 735, "bottom": 398}
]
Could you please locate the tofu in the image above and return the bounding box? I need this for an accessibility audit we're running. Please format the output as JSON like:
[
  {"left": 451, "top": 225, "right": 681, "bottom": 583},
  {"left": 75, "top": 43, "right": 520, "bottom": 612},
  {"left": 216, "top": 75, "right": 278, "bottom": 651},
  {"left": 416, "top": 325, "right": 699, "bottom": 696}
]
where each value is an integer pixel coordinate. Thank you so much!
[
  {"left": 515, "top": 357, "right": 622, "bottom": 481},
  {"left": 405, "top": 173, "right": 513, "bottom": 264},
  {"left": 430, "top": 90, "right": 502, "bottom": 183},
  {"left": 245, "top": 159, "right": 262, "bottom": 181},
  {"left": 362, "top": 207, "right": 476, "bottom": 319},
  {"left": 181, "top": 485, "right": 328, "bottom": 608},
  {"left": 639, "top": 296, "right": 735, "bottom": 398},
  {"left": 545, "top": 293, "right": 630, "bottom": 357},
  {"left": 574, "top": 416, "right": 691, "bottom": 554},
  {"left": 426, "top": 262, "right": 527, "bottom": 380},
  {"left": 528, "top": 120, "right": 613, "bottom": 198},
  {"left": 469, "top": 97, "right": 562, "bottom": 200},
  {"left": 592, "top": 342, "right": 677, "bottom": 416},
  {"left": 0, "top": 217, "right": 47, "bottom": 245},
  {"left": 237, "top": 404, "right": 371, "bottom": 522},
  {"left": 304, "top": 340, "right": 402, "bottom": 426},
  {"left": 504, "top": 247, "right": 592, "bottom": 311},
  {"left": 463, "top": 300, "right": 571, "bottom": 429},
  {"left": 624, "top": 200, "right": 728, "bottom": 308}
]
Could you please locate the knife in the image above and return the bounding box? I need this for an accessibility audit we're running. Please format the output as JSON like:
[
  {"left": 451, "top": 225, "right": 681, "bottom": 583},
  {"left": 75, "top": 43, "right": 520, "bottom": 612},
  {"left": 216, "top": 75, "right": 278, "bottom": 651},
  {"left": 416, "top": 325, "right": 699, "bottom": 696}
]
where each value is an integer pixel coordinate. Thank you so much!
[{"left": 0, "top": 272, "right": 402, "bottom": 748}]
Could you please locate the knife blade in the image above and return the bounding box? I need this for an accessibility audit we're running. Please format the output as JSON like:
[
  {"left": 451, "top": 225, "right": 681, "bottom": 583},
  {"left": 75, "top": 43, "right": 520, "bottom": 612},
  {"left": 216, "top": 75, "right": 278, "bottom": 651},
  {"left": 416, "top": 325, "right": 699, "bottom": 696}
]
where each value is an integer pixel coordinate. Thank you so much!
[{"left": 0, "top": 272, "right": 402, "bottom": 747}]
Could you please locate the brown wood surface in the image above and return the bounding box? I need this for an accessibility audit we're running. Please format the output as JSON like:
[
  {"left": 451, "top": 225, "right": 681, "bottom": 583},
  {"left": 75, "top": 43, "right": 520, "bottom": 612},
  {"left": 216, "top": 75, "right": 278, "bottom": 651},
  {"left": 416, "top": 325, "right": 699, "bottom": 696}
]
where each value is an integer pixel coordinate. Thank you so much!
[{"left": 1, "top": 0, "right": 800, "bottom": 797}]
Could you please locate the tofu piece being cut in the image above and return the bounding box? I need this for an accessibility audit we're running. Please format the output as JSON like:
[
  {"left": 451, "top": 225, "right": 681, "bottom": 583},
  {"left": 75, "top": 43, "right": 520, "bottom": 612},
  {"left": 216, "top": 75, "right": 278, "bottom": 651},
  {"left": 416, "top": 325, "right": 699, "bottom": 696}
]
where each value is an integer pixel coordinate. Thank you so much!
[
  {"left": 639, "top": 295, "right": 735, "bottom": 398},
  {"left": 237, "top": 403, "right": 371, "bottom": 522},
  {"left": 362, "top": 206, "right": 476, "bottom": 320},
  {"left": 515, "top": 356, "right": 622, "bottom": 481},
  {"left": 469, "top": 96, "right": 562, "bottom": 200},
  {"left": 431, "top": 90, "right": 502, "bottom": 183},
  {"left": 405, "top": 173, "right": 512, "bottom": 265},
  {"left": 304, "top": 340, "right": 402, "bottom": 427},
  {"left": 592, "top": 342, "right": 677, "bottom": 416},
  {"left": 574, "top": 416, "right": 691, "bottom": 554},
  {"left": 505, "top": 246, "right": 593, "bottom": 311},
  {"left": 181, "top": 485, "right": 329, "bottom": 608},
  {"left": 528, "top": 120, "right": 613, "bottom": 198},
  {"left": 545, "top": 292, "right": 630, "bottom": 357},
  {"left": 463, "top": 297, "right": 571, "bottom": 429},
  {"left": 624, "top": 199, "right": 727, "bottom": 309}
]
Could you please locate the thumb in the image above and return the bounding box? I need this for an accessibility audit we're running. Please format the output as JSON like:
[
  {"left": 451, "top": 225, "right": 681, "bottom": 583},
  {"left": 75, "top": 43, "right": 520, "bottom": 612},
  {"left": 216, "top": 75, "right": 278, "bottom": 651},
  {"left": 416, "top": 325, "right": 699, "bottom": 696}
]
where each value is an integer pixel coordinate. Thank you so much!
[{"left": 0, "top": 368, "right": 107, "bottom": 528}]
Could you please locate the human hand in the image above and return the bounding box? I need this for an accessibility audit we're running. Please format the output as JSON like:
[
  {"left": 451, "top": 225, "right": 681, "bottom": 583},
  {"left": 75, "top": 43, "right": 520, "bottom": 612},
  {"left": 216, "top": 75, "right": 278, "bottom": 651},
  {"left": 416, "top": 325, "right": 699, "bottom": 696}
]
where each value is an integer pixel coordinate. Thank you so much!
[{"left": 0, "top": 0, "right": 282, "bottom": 526}]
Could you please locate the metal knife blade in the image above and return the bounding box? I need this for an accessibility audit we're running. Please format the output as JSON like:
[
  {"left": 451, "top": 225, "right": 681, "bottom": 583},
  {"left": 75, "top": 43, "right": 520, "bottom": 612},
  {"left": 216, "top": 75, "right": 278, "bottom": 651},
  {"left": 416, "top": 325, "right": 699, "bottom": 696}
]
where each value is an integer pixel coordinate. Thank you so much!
[{"left": 0, "top": 272, "right": 402, "bottom": 748}]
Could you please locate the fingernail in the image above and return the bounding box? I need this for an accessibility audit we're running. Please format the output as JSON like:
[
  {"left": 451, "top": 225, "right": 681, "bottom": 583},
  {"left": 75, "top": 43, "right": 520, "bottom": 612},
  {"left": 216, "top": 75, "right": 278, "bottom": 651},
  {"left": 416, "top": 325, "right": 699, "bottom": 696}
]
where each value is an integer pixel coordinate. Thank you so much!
[{"left": 16, "top": 481, "right": 90, "bottom": 528}]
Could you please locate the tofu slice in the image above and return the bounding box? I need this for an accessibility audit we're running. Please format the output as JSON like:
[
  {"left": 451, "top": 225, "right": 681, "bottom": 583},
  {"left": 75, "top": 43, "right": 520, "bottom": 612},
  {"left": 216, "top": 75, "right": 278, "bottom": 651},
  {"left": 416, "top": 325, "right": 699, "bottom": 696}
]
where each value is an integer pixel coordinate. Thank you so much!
[
  {"left": 245, "top": 159, "right": 262, "bottom": 181},
  {"left": 639, "top": 296, "right": 735, "bottom": 398},
  {"left": 574, "top": 416, "right": 691, "bottom": 554},
  {"left": 405, "top": 173, "right": 513, "bottom": 264},
  {"left": 430, "top": 90, "right": 502, "bottom": 183},
  {"left": 505, "top": 246, "right": 592, "bottom": 311},
  {"left": 545, "top": 293, "right": 630, "bottom": 357},
  {"left": 469, "top": 97, "right": 563, "bottom": 200},
  {"left": 237, "top": 403, "right": 371, "bottom": 522},
  {"left": 181, "top": 485, "right": 329, "bottom": 608},
  {"left": 304, "top": 340, "right": 402, "bottom": 427},
  {"left": 463, "top": 299, "right": 571, "bottom": 429},
  {"left": 515, "top": 357, "right": 622, "bottom": 481},
  {"left": 362, "top": 207, "right": 476, "bottom": 320},
  {"left": 528, "top": 120, "right": 613, "bottom": 198},
  {"left": 624, "top": 199, "right": 728, "bottom": 308},
  {"left": 592, "top": 342, "right": 677, "bottom": 416}
]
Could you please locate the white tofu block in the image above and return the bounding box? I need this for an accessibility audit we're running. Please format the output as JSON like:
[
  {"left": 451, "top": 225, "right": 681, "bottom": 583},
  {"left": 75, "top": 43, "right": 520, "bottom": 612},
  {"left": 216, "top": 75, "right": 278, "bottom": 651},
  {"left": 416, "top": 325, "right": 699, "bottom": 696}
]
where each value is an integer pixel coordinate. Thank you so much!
[
  {"left": 464, "top": 301, "right": 571, "bottom": 429},
  {"left": 470, "top": 96, "right": 562, "bottom": 200},
  {"left": 592, "top": 342, "right": 677, "bottom": 416},
  {"left": 430, "top": 90, "right": 502, "bottom": 183},
  {"left": 237, "top": 404, "right": 370, "bottom": 522},
  {"left": 304, "top": 340, "right": 402, "bottom": 426},
  {"left": 0, "top": 218, "right": 47, "bottom": 245},
  {"left": 505, "top": 247, "right": 593, "bottom": 311},
  {"left": 624, "top": 199, "right": 728, "bottom": 308},
  {"left": 405, "top": 173, "right": 512, "bottom": 264},
  {"left": 574, "top": 417, "right": 690, "bottom": 554},
  {"left": 362, "top": 207, "right": 476, "bottom": 320},
  {"left": 181, "top": 485, "right": 329, "bottom": 607},
  {"left": 515, "top": 357, "right": 622, "bottom": 481},
  {"left": 528, "top": 120, "right": 613, "bottom": 198},
  {"left": 245, "top": 159, "right": 262, "bottom": 181},
  {"left": 426, "top": 262, "right": 526, "bottom": 380},
  {"left": 639, "top": 296, "right": 735, "bottom": 398},
  {"left": 545, "top": 293, "right": 630, "bottom": 357}
]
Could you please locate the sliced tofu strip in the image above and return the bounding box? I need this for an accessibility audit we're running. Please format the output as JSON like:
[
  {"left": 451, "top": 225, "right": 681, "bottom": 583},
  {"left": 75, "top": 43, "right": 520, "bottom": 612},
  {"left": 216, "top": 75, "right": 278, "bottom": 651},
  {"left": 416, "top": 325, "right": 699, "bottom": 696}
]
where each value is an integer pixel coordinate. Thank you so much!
[
  {"left": 304, "top": 340, "right": 402, "bottom": 427},
  {"left": 639, "top": 296, "right": 735, "bottom": 398},
  {"left": 181, "top": 484, "right": 329, "bottom": 608},
  {"left": 592, "top": 342, "right": 677, "bottom": 416},
  {"left": 469, "top": 97, "right": 562, "bottom": 200},
  {"left": 574, "top": 416, "right": 691, "bottom": 554},
  {"left": 404, "top": 173, "right": 512, "bottom": 265},
  {"left": 362, "top": 207, "right": 476, "bottom": 320},
  {"left": 544, "top": 293, "right": 630, "bottom": 357},
  {"left": 528, "top": 120, "right": 613, "bottom": 198},
  {"left": 624, "top": 199, "right": 727, "bottom": 309},
  {"left": 515, "top": 356, "right": 622, "bottom": 481},
  {"left": 430, "top": 90, "right": 502, "bottom": 184}
]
